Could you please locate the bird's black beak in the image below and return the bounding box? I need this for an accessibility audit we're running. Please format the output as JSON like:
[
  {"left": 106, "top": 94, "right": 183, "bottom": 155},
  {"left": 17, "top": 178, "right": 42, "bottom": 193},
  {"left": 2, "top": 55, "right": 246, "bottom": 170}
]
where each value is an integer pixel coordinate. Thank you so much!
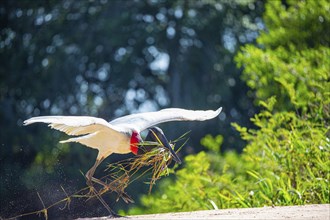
[{"left": 147, "top": 127, "right": 182, "bottom": 164}]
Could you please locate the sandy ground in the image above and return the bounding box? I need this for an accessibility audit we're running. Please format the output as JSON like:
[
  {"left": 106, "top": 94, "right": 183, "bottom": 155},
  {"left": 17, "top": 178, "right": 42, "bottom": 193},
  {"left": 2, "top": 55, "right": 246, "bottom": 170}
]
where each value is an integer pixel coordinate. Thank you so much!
[{"left": 78, "top": 204, "right": 330, "bottom": 220}]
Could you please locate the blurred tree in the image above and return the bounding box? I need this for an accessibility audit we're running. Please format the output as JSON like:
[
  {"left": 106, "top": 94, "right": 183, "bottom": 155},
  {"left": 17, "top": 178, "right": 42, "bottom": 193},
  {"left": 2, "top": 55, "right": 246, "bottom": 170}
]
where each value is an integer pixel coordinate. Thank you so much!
[{"left": 0, "top": 0, "right": 263, "bottom": 218}]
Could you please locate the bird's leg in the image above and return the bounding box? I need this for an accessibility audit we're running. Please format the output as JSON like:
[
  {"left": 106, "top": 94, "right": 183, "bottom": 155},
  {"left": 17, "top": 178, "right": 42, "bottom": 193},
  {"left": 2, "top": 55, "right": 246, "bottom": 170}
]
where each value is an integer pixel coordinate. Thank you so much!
[
  {"left": 85, "top": 157, "right": 121, "bottom": 218},
  {"left": 85, "top": 156, "right": 111, "bottom": 198},
  {"left": 85, "top": 158, "right": 103, "bottom": 188}
]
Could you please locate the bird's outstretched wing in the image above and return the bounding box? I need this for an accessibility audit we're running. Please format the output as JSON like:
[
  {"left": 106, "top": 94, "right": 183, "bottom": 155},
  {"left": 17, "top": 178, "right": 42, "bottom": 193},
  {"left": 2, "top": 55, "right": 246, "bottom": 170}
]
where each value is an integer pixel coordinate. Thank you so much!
[
  {"left": 110, "top": 107, "right": 222, "bottom": 132},
  {"left": 23, "top": 116, "right": 122, "bottom": 151}
]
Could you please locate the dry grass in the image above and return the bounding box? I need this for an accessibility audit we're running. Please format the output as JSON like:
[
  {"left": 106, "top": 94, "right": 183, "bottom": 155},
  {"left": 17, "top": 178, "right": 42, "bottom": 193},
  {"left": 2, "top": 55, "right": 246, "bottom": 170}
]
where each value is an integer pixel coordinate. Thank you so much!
[{"left": 94, "top": 131, "right": 189, "bottom": 203}]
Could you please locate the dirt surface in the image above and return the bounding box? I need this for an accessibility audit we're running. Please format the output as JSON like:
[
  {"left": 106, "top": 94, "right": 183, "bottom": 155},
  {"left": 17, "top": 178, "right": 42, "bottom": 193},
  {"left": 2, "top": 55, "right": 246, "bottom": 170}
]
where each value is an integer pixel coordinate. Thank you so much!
[{"left": 78, "top": 204, "right": 329, "bottom": 220}]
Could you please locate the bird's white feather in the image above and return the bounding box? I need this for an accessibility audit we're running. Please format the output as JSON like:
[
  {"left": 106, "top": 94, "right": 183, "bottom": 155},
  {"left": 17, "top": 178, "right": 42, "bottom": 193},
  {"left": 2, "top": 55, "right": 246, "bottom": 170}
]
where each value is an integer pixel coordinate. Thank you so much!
[
  {"left": 23, "top": 116, "right": 116, "bottom": 131},
  {"left": 23, "top": 116, "right": 129, "bottom": 156},
  {"left": 110, "top": 107, "right": 222, "bottom": 132}
]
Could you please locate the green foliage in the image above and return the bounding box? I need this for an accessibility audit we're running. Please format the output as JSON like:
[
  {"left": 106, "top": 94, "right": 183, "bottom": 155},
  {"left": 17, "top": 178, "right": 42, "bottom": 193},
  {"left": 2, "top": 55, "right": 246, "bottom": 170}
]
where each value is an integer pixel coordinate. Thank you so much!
[
  {"left": 125, "top": 0, "right": 330, "bottom": 214},
  {"left": 200, "top": 134, "right": 223, "bottom": 152},
  {"left": 233, "top": 98, "right": 329, "bottom": 206},
  {"left": 235, "top": 0, "right": 330, "bottom": 113}
]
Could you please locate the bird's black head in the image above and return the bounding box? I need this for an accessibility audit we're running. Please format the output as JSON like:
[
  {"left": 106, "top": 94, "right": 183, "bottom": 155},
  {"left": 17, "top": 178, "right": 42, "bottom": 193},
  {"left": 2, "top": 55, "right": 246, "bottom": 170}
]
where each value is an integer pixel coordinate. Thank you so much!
[{"left": 137, "top": 127, "right": 181, "bottom": 164}]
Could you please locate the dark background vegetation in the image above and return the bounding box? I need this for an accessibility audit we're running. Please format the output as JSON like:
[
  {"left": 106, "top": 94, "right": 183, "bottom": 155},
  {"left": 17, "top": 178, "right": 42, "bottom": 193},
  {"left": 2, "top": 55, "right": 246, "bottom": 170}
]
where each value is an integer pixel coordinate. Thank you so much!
[
  {"left": 8, "top": 0, "right": 327, "bottom": 219},
  {"left": 0, "top": 0, "right": 264, "bottom": 218}
]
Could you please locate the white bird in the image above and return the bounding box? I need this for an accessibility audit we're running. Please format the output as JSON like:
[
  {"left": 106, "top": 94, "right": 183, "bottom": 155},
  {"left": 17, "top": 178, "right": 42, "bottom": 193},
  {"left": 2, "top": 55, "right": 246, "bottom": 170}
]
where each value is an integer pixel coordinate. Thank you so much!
[{"left": 23, "top": 107, "right": 222, "bottom": 187}]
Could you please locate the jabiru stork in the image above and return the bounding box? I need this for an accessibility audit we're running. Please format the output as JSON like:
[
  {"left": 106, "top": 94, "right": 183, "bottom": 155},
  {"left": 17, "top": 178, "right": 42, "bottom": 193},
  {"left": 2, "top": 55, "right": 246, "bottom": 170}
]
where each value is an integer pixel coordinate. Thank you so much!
[{"left": 23, "top": 107, "right": 222, "bottom": 206}]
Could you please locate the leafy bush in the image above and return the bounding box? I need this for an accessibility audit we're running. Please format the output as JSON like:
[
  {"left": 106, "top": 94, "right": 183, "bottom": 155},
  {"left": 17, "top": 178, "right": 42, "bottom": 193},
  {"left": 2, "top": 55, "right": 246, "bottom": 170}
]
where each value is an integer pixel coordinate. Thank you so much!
[{"left": 124, "top": 0, "right": 329, "bottom": 214}]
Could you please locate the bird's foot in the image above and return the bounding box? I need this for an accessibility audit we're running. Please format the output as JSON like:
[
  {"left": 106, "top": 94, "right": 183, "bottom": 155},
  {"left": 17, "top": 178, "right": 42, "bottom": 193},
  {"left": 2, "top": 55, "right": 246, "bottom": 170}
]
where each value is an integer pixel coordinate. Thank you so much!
[{"left": 91, "top": 177, "right": 108, "bottom": 188}]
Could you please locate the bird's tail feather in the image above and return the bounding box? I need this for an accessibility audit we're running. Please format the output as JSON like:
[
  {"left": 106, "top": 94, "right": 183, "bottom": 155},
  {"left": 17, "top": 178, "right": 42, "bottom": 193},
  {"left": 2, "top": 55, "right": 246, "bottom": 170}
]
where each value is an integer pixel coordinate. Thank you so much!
[{"left": 59, "top": 132, "right": 99, "bottom": 150}]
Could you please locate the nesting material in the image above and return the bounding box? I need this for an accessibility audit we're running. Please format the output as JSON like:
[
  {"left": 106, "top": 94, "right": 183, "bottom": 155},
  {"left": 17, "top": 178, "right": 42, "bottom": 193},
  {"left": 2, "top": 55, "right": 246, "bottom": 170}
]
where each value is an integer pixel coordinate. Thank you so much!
[{"left": 91, "top": 132, "right": 189, "bottom": 203}]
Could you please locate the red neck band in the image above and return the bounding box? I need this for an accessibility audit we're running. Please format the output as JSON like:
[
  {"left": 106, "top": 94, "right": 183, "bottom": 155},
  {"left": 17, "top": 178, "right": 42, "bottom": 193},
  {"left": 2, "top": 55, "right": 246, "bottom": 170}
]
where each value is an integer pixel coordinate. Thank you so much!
[{"left": 130, "top": 131, "right": 139, "bottom": 155}]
